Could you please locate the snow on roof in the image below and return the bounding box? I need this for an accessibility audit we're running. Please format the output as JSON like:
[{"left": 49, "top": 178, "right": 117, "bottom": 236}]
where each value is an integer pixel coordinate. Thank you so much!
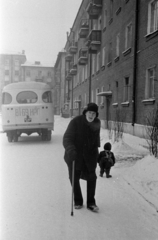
[{"left": 2, "top": 81, "right": 51, "bottom": 91}]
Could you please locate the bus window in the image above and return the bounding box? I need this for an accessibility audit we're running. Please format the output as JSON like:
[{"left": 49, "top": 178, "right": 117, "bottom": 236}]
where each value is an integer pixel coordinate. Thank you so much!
[
  {"left": 42, "top": 91, "right": 52, "bottom": 103},
  {"left": 16, "top": 91, "right": 38, "bottom": 104},
  {"left": 2, "top": 92, "right": 12, "bottom": 104}
]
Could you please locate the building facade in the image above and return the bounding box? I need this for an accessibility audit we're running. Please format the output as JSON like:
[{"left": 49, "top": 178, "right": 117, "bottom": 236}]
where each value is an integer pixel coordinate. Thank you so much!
[
  {"left": 0, "top": 51, "right": 27, "bottom": 107},
  {"left": 61, "top": 0, "right": 158, "bottom": 138},
  {"left": 21, "top": 61, "right": 54, "bottom": 87},
  {"left": 54, "top": 51, "right": 68, "bottom": 116}
]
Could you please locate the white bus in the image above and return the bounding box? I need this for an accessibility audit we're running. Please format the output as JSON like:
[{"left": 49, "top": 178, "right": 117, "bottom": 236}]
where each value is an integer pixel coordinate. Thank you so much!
[{"left": 2, "top": 82, "right": 54, "bottom": 142}]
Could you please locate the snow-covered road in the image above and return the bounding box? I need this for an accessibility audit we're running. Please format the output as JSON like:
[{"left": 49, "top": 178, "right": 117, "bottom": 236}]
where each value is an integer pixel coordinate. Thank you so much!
[{"left": 0, "top": 116, "right": 158, "bottom": 240}]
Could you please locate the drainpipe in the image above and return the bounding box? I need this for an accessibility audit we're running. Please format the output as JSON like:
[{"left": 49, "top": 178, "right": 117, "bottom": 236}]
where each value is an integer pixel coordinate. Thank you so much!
[
  {"left": 89, "top": 52, "right": 92, "bottom": 102},
  {"left": 88, "top": 19, "right": 93, "bottom": 103},
  {"left": 71, "top": 76, "right": 74, "bottom": 117},
  {"left": 132, "top": 0, "right": 139, "bottom": 126}
]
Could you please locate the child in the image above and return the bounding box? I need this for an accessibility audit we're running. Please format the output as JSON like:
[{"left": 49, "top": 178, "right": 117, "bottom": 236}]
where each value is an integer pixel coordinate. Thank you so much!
[{"left": 98, "top": 142, "right": 115, "bottom": 178}]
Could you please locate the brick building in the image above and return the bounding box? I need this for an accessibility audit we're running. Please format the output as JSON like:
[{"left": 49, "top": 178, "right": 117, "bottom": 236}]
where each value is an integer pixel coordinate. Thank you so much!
[
  {"left": 61, "top": 0, "right": 158, "bottom": 138},
  {"left": 54, "top": 51, "right": 68, "bottom": 116}
]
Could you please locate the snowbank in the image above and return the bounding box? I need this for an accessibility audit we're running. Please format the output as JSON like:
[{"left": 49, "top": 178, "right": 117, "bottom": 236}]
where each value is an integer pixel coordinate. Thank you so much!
[{"left": 100, "top": 128, "right": 158, "bottom": 211}]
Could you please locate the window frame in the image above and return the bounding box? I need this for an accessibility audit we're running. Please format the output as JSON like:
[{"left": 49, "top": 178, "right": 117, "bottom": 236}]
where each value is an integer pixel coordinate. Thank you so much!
[
  {"left": 125, "top": 22, "right": 132, "bottom": 50},
  {"left": 145, "top": 66, "right": 156, "bottom": 99},
  {"left": 147, "top": 0, "right": 158, "bottom": 34}
]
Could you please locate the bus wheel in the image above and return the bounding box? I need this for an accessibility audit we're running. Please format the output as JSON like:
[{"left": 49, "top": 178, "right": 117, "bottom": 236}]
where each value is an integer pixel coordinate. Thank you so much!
[
  {"left": 47, "top": 131, "right": 51, "bottom": 141},
  {"left": 8, "top": 136, "right": 13, "bottom": 142},
  {"left": 41, "top": 133, "right": 47, "bottom": 141},
  {"left": 14, "top": 135, "right": 18, "bottom": 142}
]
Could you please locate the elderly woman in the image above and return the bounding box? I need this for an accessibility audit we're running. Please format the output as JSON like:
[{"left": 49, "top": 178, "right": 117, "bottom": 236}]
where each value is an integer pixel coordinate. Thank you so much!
[{"left": 63, "top": 103, "right": 100, "bottom": 212}]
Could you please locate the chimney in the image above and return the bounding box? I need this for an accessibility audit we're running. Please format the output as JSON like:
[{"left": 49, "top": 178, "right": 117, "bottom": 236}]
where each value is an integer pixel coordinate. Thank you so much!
[{"left": 35, "top": 61, "right": 40, "bottom": 65}]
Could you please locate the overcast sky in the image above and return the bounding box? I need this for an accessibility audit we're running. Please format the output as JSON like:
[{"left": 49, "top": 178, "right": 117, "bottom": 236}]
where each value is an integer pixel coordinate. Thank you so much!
[{"left": 0, "top": 0, "right": 82, "bottom": 65}]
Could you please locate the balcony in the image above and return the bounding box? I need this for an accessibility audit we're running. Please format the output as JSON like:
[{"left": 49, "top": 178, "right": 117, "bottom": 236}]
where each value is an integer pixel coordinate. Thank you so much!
[
  {"left": 68, "top": 41, "right": 78, "bottom": 54},
  {"left": 78, "top": 48, "right": 88, "bottom": 65},
  {"left": 65, "top": 70, "right": 72, "bottom": 81},
  {"left": 65, "top": 53, "right": 73, "bottom": 62},
  {"left": 78, "top": 19, "right": 89, "bottom": 38},
  {"left": 70, "top": 64, "right": 77, "bottom": 75},
  {"left": 86, "top": 30, "right": 101, "bottom": 53},
  {"left": 86, "top": 0, "right": 102, "bottom": 19}
]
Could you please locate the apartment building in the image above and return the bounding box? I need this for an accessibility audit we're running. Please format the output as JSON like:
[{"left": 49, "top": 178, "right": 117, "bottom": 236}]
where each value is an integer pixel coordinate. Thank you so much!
[
  {"left": 21, "top": 61, "right": 54, "bottom": 88},
  {"left": 54, "top": 51, "right": 67, "bottom": 115},
  {"left": 0, "top": 51, "right": 27, "bottom": 107},
  {"left": 60, "top": 0, "right": 158, "bottom": 138}
]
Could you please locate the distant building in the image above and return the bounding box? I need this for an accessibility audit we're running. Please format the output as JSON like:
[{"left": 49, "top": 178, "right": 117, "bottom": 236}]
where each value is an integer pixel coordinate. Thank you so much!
[
  {"left": 21, "top": 61, "right": 54, "bottom": 89},
  {"left": 0, "top": 51, "right": 27, "bottom": 107}
]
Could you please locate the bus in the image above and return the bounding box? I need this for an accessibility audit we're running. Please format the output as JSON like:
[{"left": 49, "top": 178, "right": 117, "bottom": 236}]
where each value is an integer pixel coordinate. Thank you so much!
[{"left": 1, "top": 81, "right": 54, "bottom": 142}]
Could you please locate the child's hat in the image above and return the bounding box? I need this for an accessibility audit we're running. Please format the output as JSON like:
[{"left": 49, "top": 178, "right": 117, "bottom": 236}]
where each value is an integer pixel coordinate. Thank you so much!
[{"left": 104, "top": 142, "right": 111, "bottom": 151}]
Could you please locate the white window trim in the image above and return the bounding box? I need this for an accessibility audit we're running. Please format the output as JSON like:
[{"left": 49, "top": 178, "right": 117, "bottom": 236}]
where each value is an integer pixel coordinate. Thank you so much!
[
  {"left": 147, "top": 0, "right": 158, "bottom": 34},
  {"left": 145, "top": 66, "right": 156, "bottom": 99},
  {"left": 102, "top": 47, "right": 105, "bottom": 66},
  {"left": 97, "top": 52, "right": 100, "bottom": 71},
  {"left": 125, "top": 22, "right": 132, "bottom": 50}
]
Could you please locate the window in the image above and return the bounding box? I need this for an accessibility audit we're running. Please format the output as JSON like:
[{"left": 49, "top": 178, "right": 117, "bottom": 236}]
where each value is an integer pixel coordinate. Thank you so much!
[
  {"left": 5, "top": 59, "right": 9, "bottom": 69},
  {"left": 15, "top": 60, "right": 19, "bottom": 70},
  {"left": 108, "top": 42, "right": 112, "bottom": 63},
  {"left": 85, "top": 64, "right": 88, "bottom": 79},
  {"left": 14, "top": 70, "right": 19, "bottom": 82},
  {"left": 26, "top": 70, "right": 31, "bottom": 82},
  {"left": 125, "top": 23, "right": 132, "bottom": 49},
  {"left": 15, "top": 70, "right": 19, "bottom": 76},
  {"left": 38, "top": 71, "right": 42, "bottom": 78},
  {"left": 115, "top": 81, "right": 119, "bottom": 102},
  {"left": 96, "top": 52, "right": 100, "bottom": 71},
  {"left": 5, "top": 70, "right": 9, "bottom": 75},
  {"left": 47, "top": 72, "right": 51, "bottom": 77},
  {"left": 102, "top": 47, "right": 106, "bottom": 66},
  {"left": 98, "top": 16, "right": 102, "bottom": 30},
  {"left": 42, "top": 91, "right": 52, "bottom": 103},
  {"left": 2, "top": 92, "right": 12, "bottom": 104},
  {"left": 145, "top": 66, "right": 156, "bottom": 98},
  {"left": 147, "top": 0, "right": 158, "bottom": 34},
  {"left": 92, "top": 55, "right": 96, "bottom": 75},
  {"left": 84, "top": 93, "right": 87, "bottom": 107},
  {"left": 116, "top": 33, "right": 120, "bottom": 57},
  {"left": 104, "top": 8, "right": 107, "bottom": 28},
  {"left": 82, "top": 67, "right": 85, "bottom": 82},
  {"left": 17, "top": 91, "right": 38, "bottom": 104},
  {"left": 124, "top": 77, "right": 130, "bottom": 102}
]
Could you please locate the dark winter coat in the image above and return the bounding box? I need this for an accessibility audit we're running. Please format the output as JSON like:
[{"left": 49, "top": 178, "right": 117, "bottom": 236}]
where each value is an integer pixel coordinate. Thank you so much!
[
  {"left": 98, "top": 150, "right": 115, "bottom": 168},
  {"left": 63, "top": 115, "right": 101, "bottom": 172}
]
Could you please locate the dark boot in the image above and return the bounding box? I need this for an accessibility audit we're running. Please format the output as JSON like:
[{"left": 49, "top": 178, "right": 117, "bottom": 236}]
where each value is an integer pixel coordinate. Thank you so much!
[{"left": 105, "top": 168, "right": 112, "bottom": 178}]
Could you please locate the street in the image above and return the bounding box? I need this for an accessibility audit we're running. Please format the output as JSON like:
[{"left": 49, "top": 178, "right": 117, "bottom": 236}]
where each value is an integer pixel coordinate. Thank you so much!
[{"left": 0, "top": 116, "right": 158, "bottom": 240}]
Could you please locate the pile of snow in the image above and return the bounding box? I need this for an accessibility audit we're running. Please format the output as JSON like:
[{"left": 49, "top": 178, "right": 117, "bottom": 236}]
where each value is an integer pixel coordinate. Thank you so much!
[{"left": 100, "top": 128, "right": 158, "bottom": 211}]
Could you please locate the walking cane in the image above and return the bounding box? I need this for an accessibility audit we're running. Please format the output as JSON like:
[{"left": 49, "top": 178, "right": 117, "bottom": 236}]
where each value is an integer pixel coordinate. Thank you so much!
[{"left": 71, "top": 160, "right": 75, "bottom": 216}]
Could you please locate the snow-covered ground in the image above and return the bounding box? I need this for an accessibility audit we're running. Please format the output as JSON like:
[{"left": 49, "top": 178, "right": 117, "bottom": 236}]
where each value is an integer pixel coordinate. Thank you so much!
[
  {"left": 100, "top": 128, "right": 158, "bottom": 213},
  {"left": 0, "top": 115, "right": 158, "bottom": 240}
]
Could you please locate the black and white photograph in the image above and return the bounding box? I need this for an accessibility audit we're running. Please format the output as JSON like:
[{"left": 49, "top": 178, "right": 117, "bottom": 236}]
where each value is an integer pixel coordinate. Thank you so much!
[{"left": 0, "top": 0, "right": 158, "bottom": 239}]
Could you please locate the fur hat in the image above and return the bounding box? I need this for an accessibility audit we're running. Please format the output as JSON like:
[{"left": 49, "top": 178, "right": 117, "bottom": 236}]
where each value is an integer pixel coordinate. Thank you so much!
[
  {"left": 83, "top": 103, "right": 99, "bottom": 117},
  {"left": 104, "top": 142, "right": 111, "bottom": 151}
]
